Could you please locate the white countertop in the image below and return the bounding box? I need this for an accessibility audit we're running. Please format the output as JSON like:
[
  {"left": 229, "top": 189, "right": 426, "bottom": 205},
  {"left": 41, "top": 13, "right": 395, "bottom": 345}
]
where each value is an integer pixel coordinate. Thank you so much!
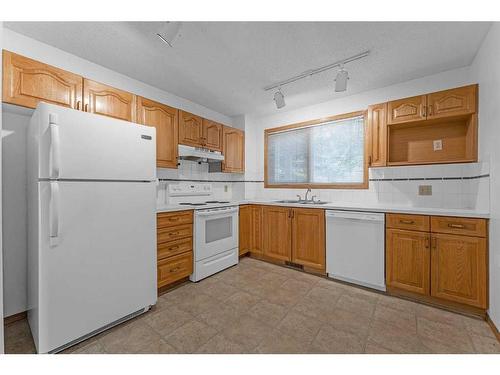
[{"left": 157, "top": 200, "right": 489, "bottom": 218}]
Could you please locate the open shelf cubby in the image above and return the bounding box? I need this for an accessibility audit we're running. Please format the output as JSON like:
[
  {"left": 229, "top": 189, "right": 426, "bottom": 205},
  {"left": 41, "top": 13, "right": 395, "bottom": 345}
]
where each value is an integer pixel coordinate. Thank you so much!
[{"left": 387, "top": 114, "right": 477, "bottom": 166}]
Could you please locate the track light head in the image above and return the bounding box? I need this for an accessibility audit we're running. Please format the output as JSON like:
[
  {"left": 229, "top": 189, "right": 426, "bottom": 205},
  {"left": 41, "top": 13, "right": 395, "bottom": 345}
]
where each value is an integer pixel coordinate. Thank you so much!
[
  {"left": 274, "top": 89, "right": 286, "bottom": 109},
  {"left": 335, "top": 67, "right": 349, "bottom": 92},
  {"left": 157, "top": 22, "right": 182, "bottom": 47}
]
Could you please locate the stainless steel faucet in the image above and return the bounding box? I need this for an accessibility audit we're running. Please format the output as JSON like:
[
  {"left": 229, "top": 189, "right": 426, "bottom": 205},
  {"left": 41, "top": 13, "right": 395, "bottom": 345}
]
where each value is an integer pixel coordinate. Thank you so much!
[{"left": 304, "top": 188, "right": 312, "bottom": 202}]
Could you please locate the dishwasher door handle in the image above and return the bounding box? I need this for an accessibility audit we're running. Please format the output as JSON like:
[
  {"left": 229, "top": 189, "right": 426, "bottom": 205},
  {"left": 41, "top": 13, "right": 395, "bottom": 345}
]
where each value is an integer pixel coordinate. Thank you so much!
[{"left": 326, "top": 212, "right": 384, "bottom": 222}]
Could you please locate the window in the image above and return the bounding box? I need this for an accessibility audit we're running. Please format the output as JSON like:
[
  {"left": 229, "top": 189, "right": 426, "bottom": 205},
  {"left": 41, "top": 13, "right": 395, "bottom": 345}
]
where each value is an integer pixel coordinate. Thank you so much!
[{"left": 265, "top": 111, "right": 368, "bottom": 189}]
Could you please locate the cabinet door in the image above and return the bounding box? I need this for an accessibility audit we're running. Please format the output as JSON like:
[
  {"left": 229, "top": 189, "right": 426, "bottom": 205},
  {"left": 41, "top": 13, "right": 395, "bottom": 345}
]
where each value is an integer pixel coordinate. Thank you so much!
[
  {"left": 251, "top": 205, "right": 263, "bottom": 255},
  {"left": 83, "top": 79, "right": 136, "bottom": 122},
  {"left": 262, "top": 206, "right": 291, "bottom": 261},
  {"left": 222, "top": 126, "right": 245, "bottom": 173},
  {"left": 137, "top": 97, "right": 178, "bottom": 169},
  {"left": 367, "top": 103, "right": 387, "bottom": 167},
  {"left": 3, "top": 50, "right": 83, "bottom": 109},
  {"left": 431, "top": 233, "right": 487, "bottom": 308},
  {"left": 386, "top": 229, "right": 430, "bottom": 295},
  {"left": 387, "top": 95, "right": 427, "bottom": 124},
  {"left": 427, "top": 85, "right": 477, "bottom": 119},
  {"left": 239, "top": 205, "right": 252, "bottom": 256},
  {"left": 202, "top": 119, "right": 223, "bottom": 151},
  {"left": 178, "top": 110, "right": 203, "bottom": 147},
  {"left": 291, "top": 208, "right": 325, "bottom": 271}
]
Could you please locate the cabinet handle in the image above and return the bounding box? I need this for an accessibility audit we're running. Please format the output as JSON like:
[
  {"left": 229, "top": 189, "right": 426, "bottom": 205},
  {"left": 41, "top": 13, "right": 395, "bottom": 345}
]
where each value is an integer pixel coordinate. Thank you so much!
[
  {"left": 425, "top": 237, "right": 430, "bottom": 249},
  {"left": 84, "top": 103, "right": 89, "bottom": 112},
  {"left": 432, "top": 237, "right": 437, "bottom": 249},
  {"left": 428, "top": 104, "right": 433, "bottom": 116},
  {"left": 399, "top": 219, "right": 415, "bottom": 225},
  {"left": 169, "top": 267, "right": 180, "bottom": 273},
  {"left": 169, "top": 231, "right": 179, "bottom": 236},
  {"left": 448, "top": 223, "right": 465, "bottom": 229},
  {"left": 368, "top": 155, "right": 372, "bottom": 166},
  {"left": 169, "top": 245, "right": 180, "bottom": 251},
  {"left": 421, "top": 105, "right": 427, "bottom": 117},
  {"left": 76, "top": 100, "right": 81, "bottom": 110},
  {"left": 169, "top": 217, "right": 180, "bottom": 222}
]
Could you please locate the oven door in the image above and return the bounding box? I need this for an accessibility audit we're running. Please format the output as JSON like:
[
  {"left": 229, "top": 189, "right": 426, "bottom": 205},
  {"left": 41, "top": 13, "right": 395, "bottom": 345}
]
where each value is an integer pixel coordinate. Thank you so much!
[{"left": 195, "top": 206, "right": 239, "bottom": 261}]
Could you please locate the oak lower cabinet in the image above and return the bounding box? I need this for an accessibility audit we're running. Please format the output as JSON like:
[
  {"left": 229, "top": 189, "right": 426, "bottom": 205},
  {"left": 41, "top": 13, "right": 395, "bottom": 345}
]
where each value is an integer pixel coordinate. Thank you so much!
[
  {"left": 386, "top": 229, "right": 430, "bottom": 296},
  {"left": 386, "top": 213, "right": 488, "bottom": 312},
  {"left": 431, "top": 233, "right": 487, "bottom": 309},
  {"left": 261, "top": 206, "right": 325, "bottom": 272},
  {"left": 136, "top": 96, "right": 179, "bottom": 168},
  {"left": 222, "top": 126, "right": 245, "bottom": 173},
  {"left": 3, "top": 50, "right": 83, "bottom": 110},
  {"left": 239, "top": 205, "right": 252, "bottom": 256},
  {"left": 156, "top": 210, "right": 194, "bottom": 289},
  {"left": 262, "top": 206, "right": 291, "bottom": 262}
]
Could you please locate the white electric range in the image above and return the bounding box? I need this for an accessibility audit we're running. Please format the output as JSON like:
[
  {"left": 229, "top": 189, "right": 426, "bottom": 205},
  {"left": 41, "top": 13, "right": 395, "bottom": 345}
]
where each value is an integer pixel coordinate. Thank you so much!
[{"left": 165, "top": 183, "right": 239, "bottom": 281}]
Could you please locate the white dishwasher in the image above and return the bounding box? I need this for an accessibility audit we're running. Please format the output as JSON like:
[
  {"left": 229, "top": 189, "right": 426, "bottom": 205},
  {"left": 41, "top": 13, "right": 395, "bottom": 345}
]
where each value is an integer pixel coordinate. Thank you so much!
[{"left": 326, "top": 210, "right": 386, "bottom": 291}]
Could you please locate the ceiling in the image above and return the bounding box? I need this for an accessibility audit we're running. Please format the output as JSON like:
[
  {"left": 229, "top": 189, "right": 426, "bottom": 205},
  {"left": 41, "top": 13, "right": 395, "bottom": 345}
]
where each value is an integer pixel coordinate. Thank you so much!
[{"left": 4, "top": 22, "right": 491, "bottom": 117}]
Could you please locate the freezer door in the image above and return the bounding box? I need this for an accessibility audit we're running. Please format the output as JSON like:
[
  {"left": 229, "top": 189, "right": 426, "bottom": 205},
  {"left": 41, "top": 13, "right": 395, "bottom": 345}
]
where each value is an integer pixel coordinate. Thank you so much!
[
  {"left": 31, "top": 102, "right": 156, "bottom": 181},
  {"left": 34, "top": 181, "right": 156, "bottom": 353}
]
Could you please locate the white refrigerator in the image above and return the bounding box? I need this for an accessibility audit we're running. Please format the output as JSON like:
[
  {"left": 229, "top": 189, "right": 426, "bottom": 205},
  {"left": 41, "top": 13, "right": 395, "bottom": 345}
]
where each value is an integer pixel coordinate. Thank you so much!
[{"left": 27, "top": 103, "right": 157, "bottom": 353}]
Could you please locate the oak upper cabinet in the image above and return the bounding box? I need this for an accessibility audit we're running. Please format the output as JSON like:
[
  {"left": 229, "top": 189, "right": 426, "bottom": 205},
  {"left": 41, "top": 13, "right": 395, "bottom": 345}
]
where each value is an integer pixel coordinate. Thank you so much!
[
  {"left": 427, "top": 85, "right": 477, "bottom": 119},
  {"left": 262, "top": 206, "right": 291, "bottom": 262},
  {"left": 178, "top": 110, "right": 203, "bottom": 147},
  {"left": 222, "top": 126, "right": 245, "bottom": 173},
  {"left": 387, "top": 95, "right": 427, "bottom": 125},
  {"left": 3, "top": 50, "right": 83, "bottom": 110},
  {"left": 367, "top": 103, "right": 387, "bottom": 167},
  {"left": 202, "top": 119, "right": 223, "bottom": 151},
  {"left": 386, "top": 229, "right": 430, "bottom": 295},
  {"left": 83, "top": 79, "right": 136, "bottom": 122},
  {"left": 239, "top": 205, "right": 252, "bottom": 256},
  {"left": 136, "top": 97, "right": 178, "bottom": 169},
  {"left": 291, "top": 208, "right": 325, "bottom": 271},
  {"left": 431, "top": 233, "right": 487, "bottom": 308}
]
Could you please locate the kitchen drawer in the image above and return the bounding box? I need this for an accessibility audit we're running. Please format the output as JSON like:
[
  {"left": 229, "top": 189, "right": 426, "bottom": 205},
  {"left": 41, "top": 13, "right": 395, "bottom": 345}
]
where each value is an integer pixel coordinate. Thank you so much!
[
  {"left": 386, "top": 213, "right": 430, "bottom": 232},
  {"left": 431, "top": 216, "right": 487, "bottom": 237},
  {"left": 157, "top": 237, "right": 192, "bottom": 260},
  {"left": 157, "top": 224, "right": 192, "bottom": 243},
  {"left": 157, "top": 210, "right": 193, "bottom": 228},
  {"left": 157, "top": 251, "right": 193, "bottom": 288}
]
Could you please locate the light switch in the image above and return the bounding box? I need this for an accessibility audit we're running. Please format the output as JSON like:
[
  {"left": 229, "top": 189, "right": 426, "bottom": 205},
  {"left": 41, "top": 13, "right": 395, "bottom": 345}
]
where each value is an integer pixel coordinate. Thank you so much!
[
  {"left": 433, "top": 139, "right": 443, "bottom": 151},
  {"left": 419, "top": 185, "right": 432, "bottom": 196}
]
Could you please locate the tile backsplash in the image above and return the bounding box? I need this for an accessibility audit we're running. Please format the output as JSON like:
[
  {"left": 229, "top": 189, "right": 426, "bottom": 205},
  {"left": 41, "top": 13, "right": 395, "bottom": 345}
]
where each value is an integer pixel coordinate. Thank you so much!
[
  {"left": 244, "top": 162, "right": 490, "bottom": 212},
  {"left": 156, "top": 160, "right": 245, "bottom": 205}
]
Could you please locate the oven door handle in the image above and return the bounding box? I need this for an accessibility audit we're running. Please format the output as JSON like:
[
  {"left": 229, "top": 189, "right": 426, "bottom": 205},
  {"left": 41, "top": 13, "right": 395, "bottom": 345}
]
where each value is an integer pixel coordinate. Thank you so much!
[{"left": 196, "top": 207, "right": 239, "bottom": 217}]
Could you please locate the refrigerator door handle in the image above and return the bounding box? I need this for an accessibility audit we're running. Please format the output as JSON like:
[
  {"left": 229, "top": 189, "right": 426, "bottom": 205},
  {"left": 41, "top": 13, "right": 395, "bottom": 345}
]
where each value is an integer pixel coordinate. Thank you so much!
[
  {"left": 50, "top": 181, "right": 60, "bottom": 246},
  {"left": 49, "top": 114, "right": 60, "bottom": 178}
]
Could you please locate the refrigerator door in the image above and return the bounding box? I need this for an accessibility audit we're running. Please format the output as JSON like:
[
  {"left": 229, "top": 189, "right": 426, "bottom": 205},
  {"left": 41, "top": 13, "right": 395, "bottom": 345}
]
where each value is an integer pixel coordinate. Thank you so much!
[
  {"left": 31, "top": 102, "right": 156, "bottom": 181},
  {"left": 33, "top": 181, "right": 156, "bottom": 353}
]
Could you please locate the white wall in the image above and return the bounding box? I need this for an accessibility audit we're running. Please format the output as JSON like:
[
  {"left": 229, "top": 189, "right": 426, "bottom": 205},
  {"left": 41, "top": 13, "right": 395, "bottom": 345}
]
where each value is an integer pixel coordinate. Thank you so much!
[
  {"left": 1, "top": 27, "right": 237, "bottom": 317},
  {"left": 244, "top": 66, "right": 491, "bottom": 212},
  {"left": 470, "top": 23, "right": 500, "bottom": 329}
]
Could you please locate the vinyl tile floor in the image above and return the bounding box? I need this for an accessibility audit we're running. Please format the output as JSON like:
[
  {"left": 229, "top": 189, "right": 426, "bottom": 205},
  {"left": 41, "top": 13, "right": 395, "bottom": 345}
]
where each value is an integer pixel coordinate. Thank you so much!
[{"left": 4, "top": 257, "right": 500, "bottom": 354}]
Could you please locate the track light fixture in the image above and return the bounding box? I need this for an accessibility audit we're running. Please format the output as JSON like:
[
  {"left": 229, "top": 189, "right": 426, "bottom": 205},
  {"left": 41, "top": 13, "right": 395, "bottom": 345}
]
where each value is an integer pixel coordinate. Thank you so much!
[
  {"left": 157, "top": 22, "right": 182, "bottom": 47},
  {"left": 335, "top": 65, "right": 349, "bottom": 92},
  {"left": 264, "top": 50, "right": 369, "bottom": 108},
  {"left": 273, "top": 88, "right": 286, "bottom": 109}
]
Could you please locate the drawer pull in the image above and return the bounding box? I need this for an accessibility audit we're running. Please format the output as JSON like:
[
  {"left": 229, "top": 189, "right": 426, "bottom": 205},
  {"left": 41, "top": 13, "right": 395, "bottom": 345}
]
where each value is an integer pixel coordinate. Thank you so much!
[
  {"left": 400, "top": 219, "right": 415, "bottom": 225},
  {"left": 168, "top": 217, "right": 180, "bottom": 221},
  {"left": 448, "top": 223, "right": 465, "bottom": 229},
  {"left": 169, "top": 267, "right": 180, "bottom": 273},
  {"left": 169, "top": 232, "right": 179, "bottom": 236},
  {"left": 169, "top": 245, "right": 180, "bottom": 251}
]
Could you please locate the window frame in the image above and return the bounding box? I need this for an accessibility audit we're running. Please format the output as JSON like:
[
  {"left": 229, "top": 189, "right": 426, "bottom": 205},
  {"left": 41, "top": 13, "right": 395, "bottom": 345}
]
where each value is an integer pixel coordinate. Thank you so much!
[{"left": 264, "top": 110, "right": 369, "bottom": 189}]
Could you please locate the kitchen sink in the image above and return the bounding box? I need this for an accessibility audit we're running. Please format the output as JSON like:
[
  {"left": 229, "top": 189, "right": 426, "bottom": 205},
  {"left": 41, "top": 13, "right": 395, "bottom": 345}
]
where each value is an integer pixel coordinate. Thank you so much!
[{"left": 274, "top": 200, "right": 329, "bottom": 205}]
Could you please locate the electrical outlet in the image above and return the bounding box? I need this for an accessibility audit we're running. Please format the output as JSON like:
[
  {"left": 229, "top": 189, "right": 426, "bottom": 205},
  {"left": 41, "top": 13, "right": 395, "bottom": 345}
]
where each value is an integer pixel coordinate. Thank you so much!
[
  {"left": 224, "top": 185, "right": 228, "bottom": 193},
  {"left": 433, "top": 139, "right": 443, "bottom": 151},
  {"left": 419, "top": 185, "right": 432, "bottom": 196}
]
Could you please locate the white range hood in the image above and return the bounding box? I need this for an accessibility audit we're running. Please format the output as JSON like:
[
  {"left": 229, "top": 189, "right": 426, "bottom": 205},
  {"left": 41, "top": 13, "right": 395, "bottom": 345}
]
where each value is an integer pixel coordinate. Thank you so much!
[{"left": 178, "top": 144, "right": 224, "bottom": 162}]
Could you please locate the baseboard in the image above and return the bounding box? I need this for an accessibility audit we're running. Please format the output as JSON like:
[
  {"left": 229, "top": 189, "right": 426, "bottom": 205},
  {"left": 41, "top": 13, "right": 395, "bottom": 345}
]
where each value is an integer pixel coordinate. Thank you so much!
[
  {"left": 157, "top": 277, "right": 190, "bottom": 296},
  {"left": 3, "top": 311, "right": 27, "bottom": 326},
  {"left": 486, "top": 314, "right": 500, "bottom": 343}
]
